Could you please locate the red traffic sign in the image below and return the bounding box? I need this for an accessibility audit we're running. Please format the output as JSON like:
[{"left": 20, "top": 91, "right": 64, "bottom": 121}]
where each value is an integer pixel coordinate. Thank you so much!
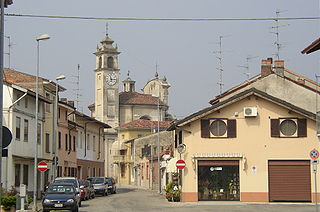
[
  {"left": 37, "top": 161, "right": 48, "bottom": 172},
  {"left": 310, "top": 149, "right": 319, "bottom": 160},
  {"left": 176, "top": 160, "right": 186, "bottom": 170}
]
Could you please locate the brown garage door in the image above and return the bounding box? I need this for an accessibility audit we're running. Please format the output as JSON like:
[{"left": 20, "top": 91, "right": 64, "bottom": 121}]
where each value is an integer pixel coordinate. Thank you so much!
[{"left": 268, "top": 160, "right": 311, "bottom": 202}]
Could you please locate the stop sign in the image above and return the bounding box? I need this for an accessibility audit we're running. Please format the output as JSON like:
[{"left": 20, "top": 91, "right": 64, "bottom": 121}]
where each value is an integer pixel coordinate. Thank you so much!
[
  {"left": 37, "top": 161, "right": 48, "bottom": 172},
  {"left": 176, "top": 160, "right": 186, "bottom": 170}
]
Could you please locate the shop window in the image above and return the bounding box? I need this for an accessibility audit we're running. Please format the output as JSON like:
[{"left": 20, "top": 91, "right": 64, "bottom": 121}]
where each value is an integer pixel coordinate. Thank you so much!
[{"left": 271, "top": 118, "right": 306, "bottom": 137}]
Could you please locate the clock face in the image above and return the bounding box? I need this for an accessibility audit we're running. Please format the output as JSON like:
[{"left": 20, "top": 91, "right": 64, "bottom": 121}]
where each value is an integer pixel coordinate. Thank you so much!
[{"left": 106, "top": 73, "right": 117, "bottom": 86}]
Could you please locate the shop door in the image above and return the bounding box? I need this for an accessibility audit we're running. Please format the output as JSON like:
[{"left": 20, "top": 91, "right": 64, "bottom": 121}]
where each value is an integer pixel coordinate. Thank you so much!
[
  {"left": 268, "top": 160, "right": 311, "bottom": 202},
  {"left": 198, "top": 160, "right": 240, "bottom": 201}
]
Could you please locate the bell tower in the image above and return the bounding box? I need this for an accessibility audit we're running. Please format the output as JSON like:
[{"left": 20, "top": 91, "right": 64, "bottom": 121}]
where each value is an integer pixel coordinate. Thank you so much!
[{"left": 94, "top": 32, "right": 120, "bottom": 132}]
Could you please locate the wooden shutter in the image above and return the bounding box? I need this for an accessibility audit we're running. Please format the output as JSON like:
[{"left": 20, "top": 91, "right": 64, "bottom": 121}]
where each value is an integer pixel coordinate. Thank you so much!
[
  {"left": 201, "top": 119, "right": 210, "bottom": 138},
  {"left": 297, "top": 118, "right": 307, "bottom": 137},
  {"left": 227, "top": 119, "right": 236, "bottom": 138},
  {"left": 270, "top": 119, "right": 280, "bottom": 137},
  {"left": 174, "top": 134, "right": 178, "bottom": 148},
  {"left": 178, "top": 131, "right": 183, "bottom": 145}
]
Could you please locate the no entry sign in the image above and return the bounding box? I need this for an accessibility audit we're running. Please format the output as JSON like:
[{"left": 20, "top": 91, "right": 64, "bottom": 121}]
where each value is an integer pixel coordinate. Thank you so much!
[
  {"left": 37, "top": 161, "right": 48, "bottom": 172},
  {"left": 176, "top": 160, "right": 186, "bottom": 170}
]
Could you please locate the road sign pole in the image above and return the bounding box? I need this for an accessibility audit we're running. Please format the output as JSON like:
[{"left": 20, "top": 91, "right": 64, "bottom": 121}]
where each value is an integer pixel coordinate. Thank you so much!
[{"left": 314, "top": 161, "right": 318, "bottom": 212}]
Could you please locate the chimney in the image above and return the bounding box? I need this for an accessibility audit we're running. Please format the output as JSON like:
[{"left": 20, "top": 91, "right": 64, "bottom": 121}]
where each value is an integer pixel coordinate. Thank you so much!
[
  {"left": 68, "top": 101, "right": 75, "bottom": 107},
  {"left": 261, "top": 58, "right": 273, "bottom": 77},
  {"left": 273, "top": 60, "right": 285, "bottom": 77},
  {"left": 60, "top": 98, "right": 67, "bottom": 103}
]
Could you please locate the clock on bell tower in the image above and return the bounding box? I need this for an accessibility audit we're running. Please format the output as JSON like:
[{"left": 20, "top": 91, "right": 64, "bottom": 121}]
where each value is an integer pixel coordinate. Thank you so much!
[{"left": 93, "top": 33, "right": 120, "bottom": 132}]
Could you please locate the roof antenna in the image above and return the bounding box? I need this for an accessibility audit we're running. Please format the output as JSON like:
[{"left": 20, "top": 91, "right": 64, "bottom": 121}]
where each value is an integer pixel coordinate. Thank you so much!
[
  {"left": 155, "top": 62, "right": 159, "bottom": 79},
  {"left": 238, "top": 55, "right": 258, "bottom": 81},
  {"left": 71, "top": 64, "right": 82, "bottom": 112},
  {"left": 213, "top": 35, "right": 230, "bottom": 94},
  {"left": 5, "top": 36, "right": 14, "bottom": 69},
  {"left": 270, "top": 9, "right": 289, "bottom": 60}
]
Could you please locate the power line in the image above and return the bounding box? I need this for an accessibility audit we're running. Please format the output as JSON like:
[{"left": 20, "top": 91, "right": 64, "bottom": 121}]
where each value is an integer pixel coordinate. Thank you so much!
[{"left": 4, "top": 13, "right": 320, "bottom": 22}]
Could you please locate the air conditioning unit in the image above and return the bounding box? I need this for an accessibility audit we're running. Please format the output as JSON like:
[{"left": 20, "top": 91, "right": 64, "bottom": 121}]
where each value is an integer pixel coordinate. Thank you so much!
[{"left": 243, "top": 107, "right": 258, "bottom": 117}]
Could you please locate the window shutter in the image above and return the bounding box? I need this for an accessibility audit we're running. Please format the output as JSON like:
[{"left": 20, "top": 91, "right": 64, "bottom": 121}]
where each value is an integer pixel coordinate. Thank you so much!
[
  {"left": 179, "top": 131, "right": 183, "bottom": 145},
  {"left": 201, "top": 119, "right": 210, "bottom": 138},
  {"left": 227, "top": 119, "right": 237, "bottom": 138},
  {"left": 297, "top": 118, "right": 307, "bottom": 137},
  {"left": 271, "top": 119, "right": 280, "bottom": 137},
  {"left": 174, "top": 134, "right": 178, "bottom": 148}
]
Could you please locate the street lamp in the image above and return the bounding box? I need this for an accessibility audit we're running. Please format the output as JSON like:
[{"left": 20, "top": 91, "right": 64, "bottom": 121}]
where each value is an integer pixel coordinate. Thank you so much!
[
  {"left": 52, "top": 75, "right": 65, "bottom": 180},
  {"left": 34, "top": 34, "right": 50, "bottom": 211}
]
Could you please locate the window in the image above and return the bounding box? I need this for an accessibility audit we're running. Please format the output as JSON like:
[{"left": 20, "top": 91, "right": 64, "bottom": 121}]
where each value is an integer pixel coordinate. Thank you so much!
[
  {"left": 93, "top": 136, "right": 96, "bottom": 151},
  {"left": 45, "top": 133, "right": 50, "bottom": 153},
  {"left": 87, "top": 134, "right": 90, "bottom": 150},
  {"left": 271, "top": 118, "right": 307, "bottom": 138},
  {"left": 23, "top": 119, "right": 28, "bottom": 142},
  {"left": 65, "top": 111, "right": 68, "bottom": 120},
  {"left": 45, "top": 93, "right": 50, "bottom": 112},
  {"left": 73, "top": 136, "right": 76, "bottom": 151},
  {"left": 201, "top": 119, "right": 236, "bottom": 138},
  {"left": 23, "top": 164, "right": 28, "bottom": 186},
  {"left": 107, "top": 56, "right": 114, "bottom": 68},
  {"left": 16, "top": 117, "right": 21, "bottom": 140},
  {"left": 98, "top": 56, "right": 102, "bottom": 68},
  {"left": 79, "top": 132, "right": 83, "bottom": 149},
  {"left": 58, "top": 108, "right": 61, "bottom": 119},
  {"left": 210, "top": 120, "right": 227, "bottom": 136},
  {"left": 65, "top": 134, "right": 68, "bottom": 151},
  {"left": 15, "top": 164, "right": 21, "bottom": 186},
  {"left": 69, "top": 134, "right": 72, "bottom": 151},
  {"left": 37, "top": 123, "right": 41, "bottom": 144},
  {"left": 24, "top": 97, "right": 28, "bottom": 108},
  {"left": 58, "top": 132, "right": 61, "bottom": 149}
]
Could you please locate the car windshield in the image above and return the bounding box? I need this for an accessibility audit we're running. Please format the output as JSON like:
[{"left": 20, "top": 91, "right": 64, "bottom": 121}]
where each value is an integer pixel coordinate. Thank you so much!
[
  {"left": 92, "top": 178, "right": 104, "bottom": 184},
  {"left": 54, "top": 179, "right": 77, "bottom": 187},
  {"left": 47, "top": 185, "right": 74, "bottom": 194}
]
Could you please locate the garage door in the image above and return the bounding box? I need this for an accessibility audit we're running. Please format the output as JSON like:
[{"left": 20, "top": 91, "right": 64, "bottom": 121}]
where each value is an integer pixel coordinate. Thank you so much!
[{"left": 268, "top": 160, "right": 311, "bottom": 202}]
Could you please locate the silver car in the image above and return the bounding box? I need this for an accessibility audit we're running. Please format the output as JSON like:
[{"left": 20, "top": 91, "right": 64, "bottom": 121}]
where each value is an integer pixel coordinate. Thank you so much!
[{"left": 90, "top": 177, "right": 108, "bottom": 196}]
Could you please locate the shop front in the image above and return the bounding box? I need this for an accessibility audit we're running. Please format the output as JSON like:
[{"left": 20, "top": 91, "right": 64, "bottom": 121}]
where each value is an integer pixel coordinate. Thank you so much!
[{"left": 198, "top": 160, "right": 240, "bottom": 201}]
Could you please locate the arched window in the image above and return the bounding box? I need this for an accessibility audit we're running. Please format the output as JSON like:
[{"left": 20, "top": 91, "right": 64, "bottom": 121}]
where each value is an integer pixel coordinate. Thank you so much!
[
  {"left": 140, "top": 115, "right": 151, "bottom": 120},
  {"left": 107, "top": 57, "right": 114, "bottom": 68},
  {"left": 98, "top": 56, "right": 102, "bottom": 68}
]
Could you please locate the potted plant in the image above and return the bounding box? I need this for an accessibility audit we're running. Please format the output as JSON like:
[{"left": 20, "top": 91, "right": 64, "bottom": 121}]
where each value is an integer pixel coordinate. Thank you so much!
[
  {"left": 164, "top": 182, "right": 181, "bottom": 202},
  {"left": 172, "top": 172, "right": 179, "bottom": 182}
]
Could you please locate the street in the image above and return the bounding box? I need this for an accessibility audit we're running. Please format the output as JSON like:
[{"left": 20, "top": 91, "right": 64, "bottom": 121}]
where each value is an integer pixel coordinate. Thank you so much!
[{"left": 48, "top": 186, "right": 316, "bottom": 212}]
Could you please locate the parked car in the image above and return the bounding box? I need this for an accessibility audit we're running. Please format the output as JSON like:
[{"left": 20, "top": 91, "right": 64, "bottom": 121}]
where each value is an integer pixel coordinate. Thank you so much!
[
  {"left": 79, "top": 180, "right": 90, "bottom": 200},
  {"left": 105, "top": 177, "right": 117, "bottom": 194},
  {"left": 90, "top": 177, "right": 108, "bottom": 196},
  {"left": 53, "top": 177, "right": 82, "bottom": 206},
  {"left": 42, "top": 183, "right": 80, "bottom": 212}
]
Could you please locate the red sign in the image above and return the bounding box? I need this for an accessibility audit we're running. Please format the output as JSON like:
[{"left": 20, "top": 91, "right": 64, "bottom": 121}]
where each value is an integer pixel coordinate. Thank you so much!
[
  {"left": 310, "top": 149, "right": 319, "bottom": 160},
  {"left": 37, "top": 161, "right": 48, "bottom": 172},
  {"left": 176, "top": 160, "right": 186, "bottom": 170}
]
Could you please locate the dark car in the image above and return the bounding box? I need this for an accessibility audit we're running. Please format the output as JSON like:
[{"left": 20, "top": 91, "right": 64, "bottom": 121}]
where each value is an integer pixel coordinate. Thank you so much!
[
  {"left": 90, "top": 177, "right": 108, "bottom": 196},
  {"left": 42, "top": 183, "right": 80, "bottom": 212},
  {"left": 105, "top": 177, "right": 117, "bottom": 194},
  {"left": 53, "top": 177, "right": 82, "bottom": 206}
]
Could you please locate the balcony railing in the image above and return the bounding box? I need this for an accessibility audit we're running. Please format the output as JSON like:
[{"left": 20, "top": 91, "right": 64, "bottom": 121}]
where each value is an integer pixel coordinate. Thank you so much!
[{"left": 113, "top": 155, "right": 133, "bottom": 163}]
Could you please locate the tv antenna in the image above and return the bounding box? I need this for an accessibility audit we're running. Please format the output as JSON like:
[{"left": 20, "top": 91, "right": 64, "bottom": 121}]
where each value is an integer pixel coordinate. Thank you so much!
[
  {"left": 238, "top": 55, "right": 258, "bottom": 80},
  {"left": 213, "top": 35, "right": 230, "bottom": 94},
  {"left": 270, "top": 9, "right": 289, "bottom": 60},
  {"left": 70, "top": 64, "right": 82, "bottom": 111},
  {"left": 5, "top": 36, "right": 14, "bottom": 68}
]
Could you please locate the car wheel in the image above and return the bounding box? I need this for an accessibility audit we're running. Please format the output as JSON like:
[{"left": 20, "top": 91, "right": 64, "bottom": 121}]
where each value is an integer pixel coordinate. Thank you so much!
[
  {"left": 92, "top": 194, "right": 95, "bottom": 199},
  {"left": 113, "top": 189, "right": 116, "bottom": 194},
  {"left": 43, "top": 209, "right": 50, "bottom": 212}
]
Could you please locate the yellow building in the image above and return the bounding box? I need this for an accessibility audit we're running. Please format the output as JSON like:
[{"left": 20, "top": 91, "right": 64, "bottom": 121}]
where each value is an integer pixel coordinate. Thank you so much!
[{"left": 169, "top": 59, "right": 320, "bottom": 203}]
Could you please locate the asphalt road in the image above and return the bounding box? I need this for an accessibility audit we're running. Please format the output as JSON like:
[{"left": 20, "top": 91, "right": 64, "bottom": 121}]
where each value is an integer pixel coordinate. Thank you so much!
[{"left": 46, "top": 186, "right": 317, "bottom": 212}]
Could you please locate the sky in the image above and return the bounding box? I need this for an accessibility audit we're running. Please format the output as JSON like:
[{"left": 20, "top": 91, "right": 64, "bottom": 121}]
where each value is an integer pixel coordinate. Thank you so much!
[{"left": 4, "top": 0, "right": 320, "bottom": 119}]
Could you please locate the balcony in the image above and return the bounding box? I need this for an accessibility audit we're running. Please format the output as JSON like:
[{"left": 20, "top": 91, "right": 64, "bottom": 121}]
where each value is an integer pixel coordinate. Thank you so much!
[{"left": 113, "top": 155, "right": 133, "bottom": 164}]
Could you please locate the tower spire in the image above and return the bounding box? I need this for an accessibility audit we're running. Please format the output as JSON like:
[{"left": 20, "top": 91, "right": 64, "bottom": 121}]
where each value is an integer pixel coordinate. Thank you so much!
[{"left": 106, "top": 22, "right": 109, "bottom": 36}]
